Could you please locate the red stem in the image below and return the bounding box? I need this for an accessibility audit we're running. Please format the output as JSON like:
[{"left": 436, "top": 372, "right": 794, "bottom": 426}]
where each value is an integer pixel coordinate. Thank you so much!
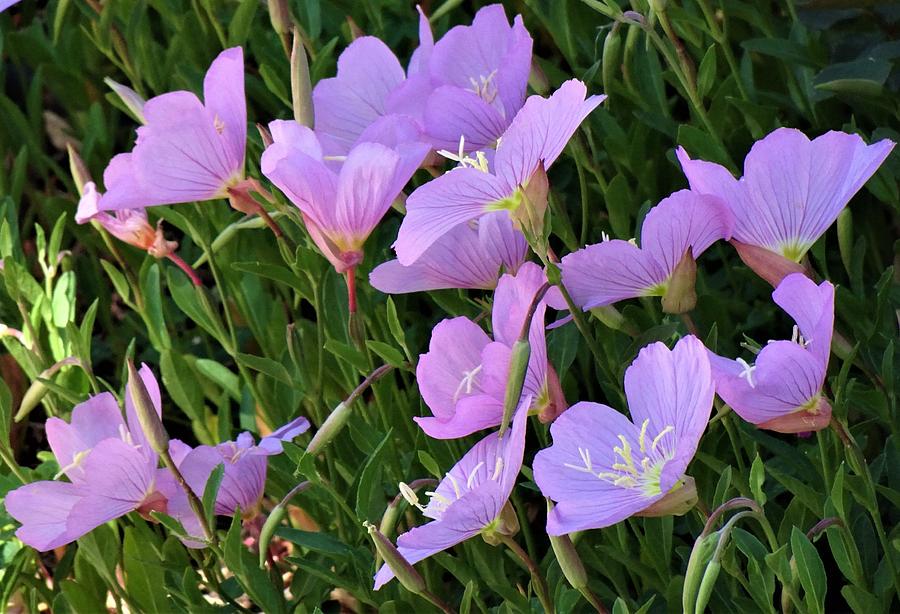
[
  {"left": 167, "top": 253, "right": 203, "bottom": 286},
  {"left": 345, "top": 267, "right": 357, "bottom": 314}
]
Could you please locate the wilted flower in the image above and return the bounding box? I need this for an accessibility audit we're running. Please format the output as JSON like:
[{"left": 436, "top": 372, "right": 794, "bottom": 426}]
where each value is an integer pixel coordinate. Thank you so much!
[
  {"left": 369, "top": 211, "right": 527, "bottom": 294},
  {"left": 414, "top": 262, "right": 565, "bottom": 439},
  {"left": 261, "top": 119, "right": 429, "bottom": 274},
  {"left": 708, "top": 274, "right": 834, "bottom": 433},
  {"left": 677, "top": 128, "right": 894, "bottom": 286},
  {"left": 373, "top": 400, "right": 528, "bottom": 589},
  {"left": 395, "top": 80, "right": 604, "bottom": 265},
  {"left": 560, "top": 190, "right": 732, "bottom": 313},
  {"left": 96, "top": 48, "right": 265, "bottom": 216},
  {"left": 5, "top": 365, "right": 170, "bottom": 551},
  {"left": 534, "top": 336, "right": 713, "bottom": 534}
]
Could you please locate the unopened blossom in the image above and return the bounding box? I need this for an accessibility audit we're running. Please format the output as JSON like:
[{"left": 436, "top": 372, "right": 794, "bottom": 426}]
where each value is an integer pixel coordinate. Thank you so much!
[
  {"left": 5, "top": 365, "right": 171, "bottom": 551},
  {"left": 677, "top": 128, "right": 894, "bottom": 285},
  {"left": 373, "top": 400, "right": 529, "bottom": 589},
  {"left": 534, "top": 336, "right": 714, "bottom": 535},
  {"left": 415, "top": 262, "right": 565, "bottom": 439},
  {"left": 261, "top": 119, "right": 429, "bottom": 274},
  {"left": 97, "top": 47, "right": 266, "bottom": 216},
  {"left": 369, "top": 211, "right": 527, "bottom": 294},
  {"left": 313, "top": 4, "right": 533, "bottom": 156},
  {"left": 395, "top": 80, "right": 604, "bottom": 265},
  {"left": 560, "top": 190, "right": 732, "bottom": 313},
  {"left": 709, "top": 274, "right": 834, "bottom": 433}
]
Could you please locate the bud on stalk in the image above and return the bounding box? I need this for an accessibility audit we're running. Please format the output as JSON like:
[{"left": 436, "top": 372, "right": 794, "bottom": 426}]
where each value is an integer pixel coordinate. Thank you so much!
[
  {"left": 291, "top": 28, "right": 315, "bottom": 128},
  {"left": 268, "top": 0, "right": 292, "bottom": 55},
  {"left": 104, "top": 78, "right": 147, "bottom": 124},
  {"left": 126, "top": 360, "right": 169, "bottom": 455},
  {"left": 547, "top": 501, "right": 588, "bottom": 590},
  {"left": 364, "top": 521, "right": 427, "bottom": 594},
  {"left": 731, "top": 240, "right": 806, "bottom": 287},
  {"left": 500, "top": 339, "right": 530, "bottom": 438},
  {"left": 67, "top": 144, "right": 92, "bottom": 196},
  {"left": 661, "top": 249, "right": 697, "bottom": 314}
]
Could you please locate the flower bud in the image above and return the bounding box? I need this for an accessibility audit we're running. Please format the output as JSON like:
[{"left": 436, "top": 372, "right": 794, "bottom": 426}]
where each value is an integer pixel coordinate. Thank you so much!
[
  {"left": 546, "top": 501, "right": 588, "bottom": 590},
  {"left": 661, "top": 249, "right": 697, "bottom": 314},
  {"left": 67, "top": 144, "right": 92, "bottom": 196},
  {"left": 291, "top": 28, "right": 315, "bottom": 128},
  {"left": 528, "top": 58, "right": 549, "bottom": 94},
  {"left": 731, "top": 240, "right": 806, "bottom": 287},
  {"left": 104, "top": 78, "right": 147, "bottom": 124},
  {"left": 500, "top": 339, "right": 531, "bottom": 437},
  {"left": 537, "top": 366, "right": 567, "bottom": 423},
  {"left": 482, "top": 501, "right": 520, "bottom": 545},
  {"left": 256, "top": 122, "right": 274, "bottom": 148},
  {"left": 306, "top": 402, "right": 350, "bottom": 455},
  {"left": 15, "top": 357, "right": 80, "bottom": 422},
  {"left": 126, "top": 360, "right": 169, "bottom": 455},
  {"left": 267, "top": 0, "right": 292, "bottom": 47},
  {"left": 636, "top": 475, "right": 697, "bottom": 517},
  {"left": 694, "top": 559, "right": 721, "bottom": 614},
  {"left": 510, "top": 164, "right": 550, "bottom": 253},
  {"left": 837, "top": 209, "right": 853, "bottom": 277},
  {"left": 602, "top": 22, "right": 623, "bottom": 96},
  {"left": 364, "top": 521, "right": 426, "bottom": 594},
  {"left": 682, "top": 530, "right": 719, "bottom": 614}
]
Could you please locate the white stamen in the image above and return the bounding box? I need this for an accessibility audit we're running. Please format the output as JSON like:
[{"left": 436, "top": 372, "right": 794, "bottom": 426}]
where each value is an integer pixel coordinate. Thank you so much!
[
  {"left": 447, "top": 473, "right": 463, "bottom": 499},
  {"left": 601, "top": 231, "right": 611, "bottom": 242},
  {"left": 736, "top": 357, "right": 756, "bottom": 388},
  {"left": 399, "top": 481, "right": 427, "bottom": 512},
  {"left": 466, "top": 461, "right": 485, "bottom": 488},
  {"left": 491, "top": 457, "right": 504, "bottom": 481},
  {"left": 452, "top": 364, "right": 483, "bottom": 403},
  {"left": 651, "top": 426, "right": 675, "bottom": 452}
]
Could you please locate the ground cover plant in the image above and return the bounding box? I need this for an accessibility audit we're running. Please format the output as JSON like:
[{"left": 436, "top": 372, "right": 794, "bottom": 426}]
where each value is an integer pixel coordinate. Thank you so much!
[{"left": 0, "top": 0, "right": 898, "bottom": 611}]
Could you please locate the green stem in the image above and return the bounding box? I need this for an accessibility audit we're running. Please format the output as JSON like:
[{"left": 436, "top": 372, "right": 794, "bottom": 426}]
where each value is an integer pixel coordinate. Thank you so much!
[
  {"left": 498, "top": 534, "right": 554, "bottom": 614},
  {"left": 0, "top": 448, "right": 28, "bottom": 484}
]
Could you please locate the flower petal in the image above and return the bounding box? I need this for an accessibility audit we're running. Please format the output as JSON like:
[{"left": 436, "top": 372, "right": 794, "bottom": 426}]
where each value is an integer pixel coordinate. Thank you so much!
[
  {"left": 5, "top": 481, "right": 84, "bottom": 551},
  {"left": 560, "top": 240, "right": 665, "bottom": 309},
  {"left": 771, "top": 274, "right": 834, "bottom": 367},
  {"left": 46, "top": 392, "right": 125, "bottom": 482},
  {"left": 203, "top": 47, "right": 246, "bottom": 169},
  {"left": 423, "top": 86, "right": 508, "bottom": 152}
]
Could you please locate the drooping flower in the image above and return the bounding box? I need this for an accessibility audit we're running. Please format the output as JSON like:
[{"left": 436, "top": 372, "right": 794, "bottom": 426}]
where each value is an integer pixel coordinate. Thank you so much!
[
  {"left": 261, "top": 119, "right": 429, "bottom": 274},
  {"left": 533, "top": 336, "right": 714, "bottom": 535},
  {"left": 5, "top": 365, "right": 170, "bottom": 551},
  {"left": 414, "top": 262, "right": 565, "bottom": 439},
  {"left": 373, "top": 399, "right": 529, "bottom": 589},
  {"left": 96, "top": 47, "right": 266, "bottom": 216},
  {"left": 677, "top": 128, "right": 894, "bottom": 286},
  {"left": 560, "top": 190, "right": 733, "bottom": 313},
  {"left": 369, "top": 211, "right": 527, "bottom": 293},
  {"left": 708, "top": 274, "right": 834, "bottom": 433},
  {"left": 313, "top": 4, "right": 533, "bottom": 156},
  {"left": 395, "top": 80, "right": 604, "bottom": 265},
  {"left": 172, "top": 417, "right": 310, "bottom": 518}
]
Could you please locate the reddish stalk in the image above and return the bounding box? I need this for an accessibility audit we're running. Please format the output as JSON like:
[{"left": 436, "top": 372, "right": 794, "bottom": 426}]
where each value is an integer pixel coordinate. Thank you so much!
[
  {"left": 345, "top": 267, "right": 357, "bottom": 314},
  {"left": 166, "top": 253, "right": 203, "bottom": 286}
]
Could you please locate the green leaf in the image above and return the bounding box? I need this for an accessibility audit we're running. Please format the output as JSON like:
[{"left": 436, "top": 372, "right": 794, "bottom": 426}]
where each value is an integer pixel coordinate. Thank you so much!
[
  {"left": 697, "top": 45, "right": 717, "bottom": 99},
  {"left": 356, "top": 429, "right": 392, "bottom": 521},
  {"left": 235, "top": 352, "right": 293, "bottom": 386},
  {"left": 417, "top": 450, "right": 442, "bottom": 478},
  {"left": 227, "top": 0, "right": 259, "bottom": 46},
  {"left": 224, "top": 515, "right": 287, "bottom": 613},
  {"left": 51, "top": 271, "right": 76, "bottom": 328},
  {"left": 365, "top": 340, "right": 405, "bottom": 368},
  {"left": 202, "top": 463, "right": 225, "bottom": 533},
  {"left": 160, "top": 350, "right": 203, "bottom": 421},
  {"left": 123, "top": 526, "right": 172, "bottom": 613},
  {"left": 813, "top": 58, "right": 891, "bottom": 97},
  {"left": 76, "top": 524, "right": 120, "bottom": 590},
  {"left": 791, "top": 527, "right": 827, "bottom": 614},
  {"left": 140, "top": 262, "right": 170, "bottom": 350},
  {"left": 750, "top": 453, "right": 766, "bottom": 505},
  {"left": 323, "top": 339, "right": 369, "bottom": 373},
  {"left": 276, "top": 527, "right": 353, "bottom": 559},
  {"left": 604, "top": 173, "right": 634, "bottom": 239},
  {"left": 194, "top": 358, "right": 241, "bottom": 400},
  {"left": 0, "top": 378, "right": 12, "bottom": 453},
  {"left": 100, "top": 260, "right": 130, "bottom": 303}
]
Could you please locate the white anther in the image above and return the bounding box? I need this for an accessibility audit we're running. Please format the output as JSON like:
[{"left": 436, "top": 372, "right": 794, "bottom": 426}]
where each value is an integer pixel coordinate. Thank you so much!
[
  {"left": 736, "top": 357, "right": 756, "bottom": 388},
  {"left": 466, "top": 461, "right": 485, "bottom": 489}
]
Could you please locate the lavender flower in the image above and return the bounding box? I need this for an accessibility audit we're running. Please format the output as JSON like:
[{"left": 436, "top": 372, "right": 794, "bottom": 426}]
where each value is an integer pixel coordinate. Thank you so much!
[
  {"left": 534, "top": 336, "right": 714, "bottom": 535},
  {"left": 709, "top": 274, "right": 834, "bottom": 433},
  {"left": 677, "top": 128, "right": 894, "bottom": 285},
  {"left": 369, "top": 211, "right": 527, "bottom": 293},
  {"left": 96, "top": 48, "right": 260, "bottom": 214},
  {"left": 560, "top": 190, "right": 732, "bottom": 312},
  {"left": 395, "top": 80, "right": 604, "bottom": 265},
  {"left": 261, "top": 119, "right": 429, "bottom": 274},
  {"left": 5, "top": 365, "right": 170, "bottom": 551},
  {"left": 414, "top": 262, "right": 564, "bottom": 439},
  {"left": 373, "top": 400, "right": 528, "bottom": 589}
]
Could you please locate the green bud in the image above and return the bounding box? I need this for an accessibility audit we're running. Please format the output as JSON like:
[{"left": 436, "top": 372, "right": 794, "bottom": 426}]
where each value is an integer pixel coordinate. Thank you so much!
[
  {"left": 364, "top": 521, "right": 426, "bottom": 594},
  {"left": 601, "top": 22, "right": 622, "bottom": 95},
  {"left": 267, "top": 0, "right": 292, "bottom": 40},
  {"left": 500, "top": 339, "right": 530, "bottom": 437},
  {"left": 661, "top": 249, "right": 698, "bottom": 314},
  {"left": 126, "top": 360, "right": 169, "bottom": 455},
  {"left": 683, "top": 531, "right": 719, "bottom": 614},
  {"left": 528, "top": 58, "right": 549, "bottom": 94},
  {"left": 258, "top": 503, "right": 287, "bottom": 568},
  {"left": 15, "top": 357, "right": 79, "bottom": 422},
  {"left": 104, "top": 78, "right": 147, "bottom": 124},
  {"left": 732, "top": 240, "right": 806, "bottom": 288},
  {"left": 510, "top": 164, "right": 550, "bottom": 255},
  {"left": 290, "top": 28, "right": 315, "bottom": 128},
  {"left": 547, "top": 501, "right": 588, "bottom": 590},
  {"left": 66, "top": 144, "right": 92, "bottom": 196},
  {"left": 306, "top": 402, "right": 350, "bottom": 455},
  {"left": 589, "top": 305, "right": 626, "bottom": 331},
  {"left": 695, "top": 560, "right": 721, "bottom": 614},
  {"left": 837, "top": 209, "right": 853, "bottom": 277}
]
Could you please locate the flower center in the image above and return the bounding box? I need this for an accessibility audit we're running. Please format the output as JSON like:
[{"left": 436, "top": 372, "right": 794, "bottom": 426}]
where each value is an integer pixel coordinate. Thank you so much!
[
  {"left": 736, "top": 357, "right": 756, "bottom": 388},
  {"left": 469, "top": 70, "right": 499, "bottom": 105},
  {"left": 452, "top": 364, "right": 483, "bottom": 403},
  {"left": 563, "top": 419, "right": 675, "bottom": 496},
  {"left": 398, "top": 456, "right": 505, "bottom": 520},
  {"left": 437, "top": 136, "right": 491, "bottom": 173}
]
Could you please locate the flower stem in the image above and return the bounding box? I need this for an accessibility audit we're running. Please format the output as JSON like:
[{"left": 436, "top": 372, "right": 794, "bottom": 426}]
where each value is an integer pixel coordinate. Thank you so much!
[
  {"left": 166, "top": 252, "right": 203, "bottom": 286},
  {"left": 420, "top": 590, "right": 456, "bottom": 614},
  {"left": 499, "top": 534, "right": 554, "bottom": 614},
  {"left": 160, "top": 449, "right": 215, "bottom": 545}
]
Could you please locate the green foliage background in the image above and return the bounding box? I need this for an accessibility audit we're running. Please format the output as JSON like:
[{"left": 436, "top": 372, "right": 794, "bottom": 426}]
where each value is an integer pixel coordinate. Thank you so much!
[{"left": 0, "top": 0, "right": 898, "bottom": 612}]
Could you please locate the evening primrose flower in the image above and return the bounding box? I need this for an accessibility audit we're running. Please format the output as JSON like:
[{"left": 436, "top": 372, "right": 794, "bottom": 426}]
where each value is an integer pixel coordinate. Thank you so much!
[
  {"left": 261, "top": 118, "right": 429, "bottom": 274},
  {"left": 96, "top": 48, "right": 267, "bottom": 216},
  {"left": 533, "top": 336, "right": 714, "bottom": 535},
  {"left": 677, "top": 128, "right": 894, "bottom": 285},
  {"left": 708, "top": 274, "right": 834, "bottom": 433},
  {"left": 5, "top": 365, "right": 169, "bottom": 551},
  {"left": 394, "top": 80, "right": 604, "bottom": 265},
  {"left": 369, "top": 211, "right": 527, "bottom": 293},
  {"left": 373, "top": 399, "right": 528, "bottom": 589},
  {"left": 414, "top": 262, "right": 565, "bottom": 439},
  {"left": 560, "top": 190, "right": 733, "bottom": 313}
]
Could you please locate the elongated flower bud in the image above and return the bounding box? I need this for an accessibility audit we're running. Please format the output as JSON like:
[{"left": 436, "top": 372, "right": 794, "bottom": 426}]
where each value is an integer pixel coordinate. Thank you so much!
[
  {"left": 500, "top": 339, "right": 530, "bottom": 437},
  {"left": 267, "top": 0, "right": 292, "bottom": 48},
  {"left": 682, "top": 531, "right": 719, "bottom": 614},
  {"left": 126, "top": 359, "right": 169, "bottom": 455},
  {"left": 511, "top": 164, "right": 550, "bottom": 254},
  {"left": 67, "top": 144, "right": 92, "bottom": 196},
  {"left": 661, "top": 249, "right": 697, "bottom": 314},
  {"left": 364, "top": 521, "right": 426, "bottom": 594},
  {"left": 731, "top": 240, "right": 806, "bottom": 287},
  {"left": 602, "top": 22, "right": 622, "bottom": 95},
  {"left": 547, "top": 501, "right": 588, "bottom": 590},
  {"left": 104, "top": 78, "right": 147, "bottom": 124},
  {"left": 291, "top": 28, "right": 315, "bottom": 128},
  {"left": 306, "top": 402, "right": 350, "bottom": 455},
  {"left": 694, "top": 560, "right": 721, "bottom": 614},
  {"left": 15, "top": 357, "right": 80, "bottom": 422}
]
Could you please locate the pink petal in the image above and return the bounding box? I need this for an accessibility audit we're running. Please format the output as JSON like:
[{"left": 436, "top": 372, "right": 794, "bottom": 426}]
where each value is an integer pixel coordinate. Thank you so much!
[
  {"left": 46, "top": 392, "right": 125, "bottom": 482},
  {"left": 424, "top": 86, "right": 508, "bottom": 152},
  {"left": 560, "top": 239, "right": 665, "bottom": 309},
  {"left": 771, "top": 274, "right": 834, "bottom": 367},
  {"left": 5, "top": 481, "right": 84, "bottom": 551},
  {"left": 203, "top": 47, "right": 247, "bottom": 169}
]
